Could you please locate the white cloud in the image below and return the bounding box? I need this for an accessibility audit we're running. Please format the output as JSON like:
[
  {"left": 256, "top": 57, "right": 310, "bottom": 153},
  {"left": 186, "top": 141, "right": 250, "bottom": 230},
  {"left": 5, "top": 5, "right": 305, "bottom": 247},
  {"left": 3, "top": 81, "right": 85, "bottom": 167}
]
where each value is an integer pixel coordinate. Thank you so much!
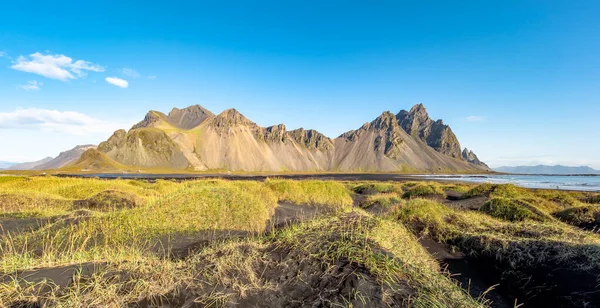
[
  {"left": 105, "top": 77, "right": 129, "bottom": 88},
  {"left": 465, "top": 116, "right": 485, "bottom": 122},
  {"left": 148, "top": 75, "right": 157, "bottom": 80},
  {"left": 11, "top": 52, "right": 105, "bottom": 81},
  {"left": 0, "top": 108, "right": 127, "bottom": 135},
  {"left": 0, "top": 51, "right": 5, "bottom": 57},
  {"left": 19, "top": 80, "right": 43, "bottom": 91},
  {"left": 122, "top": 68, "right": 140, "bottom": 78}
]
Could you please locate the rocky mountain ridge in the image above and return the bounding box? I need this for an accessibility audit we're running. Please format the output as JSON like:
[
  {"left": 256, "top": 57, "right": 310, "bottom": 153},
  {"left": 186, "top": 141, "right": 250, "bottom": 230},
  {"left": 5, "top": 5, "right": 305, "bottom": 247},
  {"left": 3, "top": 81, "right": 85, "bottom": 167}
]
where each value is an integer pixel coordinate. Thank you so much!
[{"left": 89, "top": 104, "right": 488, "bottom": 172}]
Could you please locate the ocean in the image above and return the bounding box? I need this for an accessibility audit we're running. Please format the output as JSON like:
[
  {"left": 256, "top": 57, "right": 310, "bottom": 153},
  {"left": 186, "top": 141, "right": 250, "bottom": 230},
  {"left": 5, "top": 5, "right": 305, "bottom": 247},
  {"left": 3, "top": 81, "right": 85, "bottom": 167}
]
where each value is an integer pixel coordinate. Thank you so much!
[{"left": 424, "top": 174, "right": 600, "bottom": 192}]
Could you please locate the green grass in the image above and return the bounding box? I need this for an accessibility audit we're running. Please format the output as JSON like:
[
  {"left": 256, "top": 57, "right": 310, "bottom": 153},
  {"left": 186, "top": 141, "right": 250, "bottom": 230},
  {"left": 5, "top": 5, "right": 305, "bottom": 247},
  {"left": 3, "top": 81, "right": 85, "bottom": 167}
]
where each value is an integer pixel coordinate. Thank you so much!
[
  {"left": 0, "top": 177, "right": 483, "bottom": 307},
  {"left": 3, "top": 177, "right": 599, "bottom": 307},
  {"left": 351, "top": 182, "right": 400, "bottom": 194},
  {"left": 359, "top": 192, "right": 403, "bottom": 209},
  {"left": 394, "top": 198, "right": 600, "bottom": 272},
  {"left": 402, "top": 182, "right": 445, "bottom": 199},
  {"left": 271, "top": 213, "right": 483, "bottom": 307},
  {"left": 264, "top": 178, "right": 353, "bottom": 208},
  {"left": 587, "top": 194, "right": 600, "bottom": 204},
  {"left": 553, "top": 205, "right": 600, "bottom": 229},
  {"left": 480, "top": 197, "right": 552, "bottom": 222}
]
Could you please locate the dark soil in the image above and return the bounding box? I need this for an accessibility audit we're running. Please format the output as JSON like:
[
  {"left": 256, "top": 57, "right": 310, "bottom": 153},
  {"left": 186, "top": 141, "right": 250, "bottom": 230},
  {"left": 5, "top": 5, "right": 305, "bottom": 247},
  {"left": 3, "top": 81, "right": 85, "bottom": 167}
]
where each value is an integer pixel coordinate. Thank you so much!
[
  {"left": 443, "top": 190, "right": 489, "bottom": 210},
  {"left": 0, "top": 216, "right": 54, "bottom": 236},
  {"left": 266, "top": 202, "right": 328, "bottom": 231},
  {"left": 422, "top": 235, "right": 600, "bottom": 307},
  {"left": 418, "top": 237, "right": 513, "bottom": 308}
]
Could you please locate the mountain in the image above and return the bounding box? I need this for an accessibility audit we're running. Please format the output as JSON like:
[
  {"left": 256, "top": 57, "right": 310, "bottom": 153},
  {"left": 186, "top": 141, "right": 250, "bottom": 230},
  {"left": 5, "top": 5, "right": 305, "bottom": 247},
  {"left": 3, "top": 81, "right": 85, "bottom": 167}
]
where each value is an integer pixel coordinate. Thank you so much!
[
  {"left": 0, "top": 161, "right": 17, "bottom": 169},
  {"left": 396, "top": 104, "right": 462, "bottom": 159},
  {"left": 7, "top": 157, "right": 54, "bottom": 170},
  {"left": 462, "top": 148, "right": 489, "bottom": 169},
  {"left": 64, "top": 148, "right": 128, "bottom": 171},
  {"left": 495, "top": 165, "right": 600, "bottom": 175},
  {"left": 333, "top": 111, "right": 478, "bottom": 171},
  {"left": 33, "top": 145, "right": 97, "bottom": 170},
  {"left": 83, "top": 104, "right": 489, "bottom": 172}
]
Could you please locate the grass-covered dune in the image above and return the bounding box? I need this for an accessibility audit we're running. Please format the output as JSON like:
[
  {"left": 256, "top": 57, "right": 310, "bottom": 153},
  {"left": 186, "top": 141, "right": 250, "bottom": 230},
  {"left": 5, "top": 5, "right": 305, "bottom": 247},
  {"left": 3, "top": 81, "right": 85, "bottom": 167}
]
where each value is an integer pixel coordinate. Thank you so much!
[{"left": 0, "top": 176, "right": 599, "bottom": 307}]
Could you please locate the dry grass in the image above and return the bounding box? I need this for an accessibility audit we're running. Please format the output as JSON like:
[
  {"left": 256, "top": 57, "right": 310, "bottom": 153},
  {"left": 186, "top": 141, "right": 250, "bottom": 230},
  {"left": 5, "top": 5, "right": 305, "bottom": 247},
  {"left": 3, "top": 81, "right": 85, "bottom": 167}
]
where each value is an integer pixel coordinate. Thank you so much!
[
  {"left": 359, "top": 192, "right": 404, "bottom": 210},
  {"left": 401, "top": 182, "right": 445, "bottom": 199},
  {"left": 395, "top": 198, "right": 600, "bottom": 271},
  {"left": 4, "top": 177, "right": 598, "bottom": 307},
  {"left": 553, "top": 205, "right": 600, "bottom": 230},
  {"left": 264, "top": 178, "right": 353, "bottom": 208},
  {"left": 480, "top": 197, "right": 552, "bottom": 222}
]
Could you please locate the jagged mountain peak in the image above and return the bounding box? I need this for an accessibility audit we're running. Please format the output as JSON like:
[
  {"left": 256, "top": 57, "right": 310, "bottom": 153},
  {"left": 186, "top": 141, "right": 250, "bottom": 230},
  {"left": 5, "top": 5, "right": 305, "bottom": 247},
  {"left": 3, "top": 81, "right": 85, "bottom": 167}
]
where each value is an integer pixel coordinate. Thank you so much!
[
  {"left": 462, "top": 147, "right": 489, "bottom": 169},
  {"left": 131, "top": 105, "right": 215, "bottom": 131},
  {"left": 288, "top": 128, "right": 333, "bottom": 151},
  {"left": 370, "top": 111, "right": 398, "bottom": 130},
  {"left": 166, "top": 104, "right": 215, "bottom": 129},
  {"left": 396, "top": 104, "right": 462, "bottom": 159},
  {"left": 210, "top": 108, "right": 257, "bottom": 129},
  {"left": 131, "top": 111, "right": 166, "bottom": 130},
  {"left": 89, "top": 104, "right": 488, "bottom": 172}
]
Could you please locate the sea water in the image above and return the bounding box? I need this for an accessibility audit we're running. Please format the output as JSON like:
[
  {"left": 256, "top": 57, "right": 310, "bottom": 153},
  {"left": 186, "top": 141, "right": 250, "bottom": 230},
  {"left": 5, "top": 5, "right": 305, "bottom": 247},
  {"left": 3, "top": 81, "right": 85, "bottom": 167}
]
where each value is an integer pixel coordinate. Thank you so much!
[{"left": 425, "top": 174, "right": 600, "bottom": 192}]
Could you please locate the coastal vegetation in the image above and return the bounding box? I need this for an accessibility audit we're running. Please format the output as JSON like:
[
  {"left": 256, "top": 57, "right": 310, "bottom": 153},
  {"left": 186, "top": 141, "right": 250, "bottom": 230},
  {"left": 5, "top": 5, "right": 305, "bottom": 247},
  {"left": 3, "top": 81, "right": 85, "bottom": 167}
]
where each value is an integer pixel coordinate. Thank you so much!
[{"left": 1, "top": 176, "right": 599, "bottom": 306}]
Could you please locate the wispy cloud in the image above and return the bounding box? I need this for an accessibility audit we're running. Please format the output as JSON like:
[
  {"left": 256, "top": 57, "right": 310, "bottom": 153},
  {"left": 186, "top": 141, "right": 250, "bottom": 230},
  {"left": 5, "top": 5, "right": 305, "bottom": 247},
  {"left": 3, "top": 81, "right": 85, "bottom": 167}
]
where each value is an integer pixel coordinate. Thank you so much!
[
  {"left": 11, "top": 52, "right": 105, "bottom": 81},
  {"left": 122, "top": 68, "right": 140, "bottom": 78},
  {"left": 19, "top": 80, "right": 43, "bottom": 91},
  {"left": 105, "top": 77, "right": 129, "bottom": 88},
  {"left": 147, "top": 75, "right": 157, "bottom": 80},
  {"left": 465, "top": 115, "right": 485, "bottom": 122},
  {"left": 0, "top": 108, "right": 127, "bottom": 135}
]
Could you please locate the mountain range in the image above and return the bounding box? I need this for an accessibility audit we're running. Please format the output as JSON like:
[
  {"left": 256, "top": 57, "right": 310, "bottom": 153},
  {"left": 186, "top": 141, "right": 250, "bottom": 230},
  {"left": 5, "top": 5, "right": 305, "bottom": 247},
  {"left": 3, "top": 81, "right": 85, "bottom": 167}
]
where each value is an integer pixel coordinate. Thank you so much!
[
  {"left": 6, "top": 145, "right": 96, "bottom": 171},
  {"left": 0, "top": 161, "right": 17, "bottom": 169},
  {"left": 494, "top": 165, "right": 600, "bottom": 175},
  {"left": 10, "top": 104, "right": 490, "bottom": 173}
]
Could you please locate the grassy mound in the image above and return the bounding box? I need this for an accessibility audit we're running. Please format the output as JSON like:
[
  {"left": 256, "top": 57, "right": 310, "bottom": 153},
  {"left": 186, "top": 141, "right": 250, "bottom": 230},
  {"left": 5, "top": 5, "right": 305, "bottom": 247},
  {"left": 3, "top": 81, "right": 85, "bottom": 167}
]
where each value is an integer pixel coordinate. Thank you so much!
[
  {"left": 402, "top": 183, "right": 445, "bottom": 199},
  {"left": 0, "top": 193, "right": 72, "bottom": 216},
  {"left": 265, "top": 179, "right": 352, "bottom": 208},
  {"left": 587, "top": 194, "right": 600, "bottom": 204},
  {"left": 1, "top": 214, "right": 483, "bottom": 307},
  {"left": 553, "top": 205, "right": 600, "bottom": 230},
  {"left": 73, "top": 190, "right": 143, "bottom": 211},
  {"left": 359, "top": 192, "right": 403, "bottom": 212},
  {"left": 480, "top": 197, "right": 551, "bottom": 222},
  {"left": 351, "top": 182, "right": 399, "bottom": 194},
  {"left": 395, "top": 198, "right": 600, "bottom": 306}
]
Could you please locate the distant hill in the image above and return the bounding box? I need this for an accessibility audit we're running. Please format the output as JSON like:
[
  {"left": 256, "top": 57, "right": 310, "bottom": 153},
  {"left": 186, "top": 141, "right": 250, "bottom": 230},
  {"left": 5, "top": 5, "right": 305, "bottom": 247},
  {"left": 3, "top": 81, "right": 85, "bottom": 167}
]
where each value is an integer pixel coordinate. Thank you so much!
[
  {"left": 7, "top": 145, "right": 97, "bottom": 171},
  {"left": 83, "top": 104, "right": 490, "bottom": 173},
  {"left": 494, "top": 165, "right": 600, "bottom": 175},
  {"left": 0, "top": 161, "right": 17, "bottom": 169},
  {"left": 8, "top": 157, "right": 54, "bottom": 170}
]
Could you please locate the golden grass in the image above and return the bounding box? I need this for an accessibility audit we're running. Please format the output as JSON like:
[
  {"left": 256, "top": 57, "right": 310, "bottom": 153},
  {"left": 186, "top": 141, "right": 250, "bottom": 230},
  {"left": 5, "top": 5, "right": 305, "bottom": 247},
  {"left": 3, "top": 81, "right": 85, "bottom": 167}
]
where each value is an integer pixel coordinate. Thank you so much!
[
  {"left": 264, "top": 178, "right": 353, "bottom": 208},
  {"left": 359, "top": 192, "right": 403, "bottom": 209},
  {"left": 3, "top": 177, "right": 598, "bottom": 307},
  {"left": 395, "top": 198, "right": 600, "bottom": 271}
]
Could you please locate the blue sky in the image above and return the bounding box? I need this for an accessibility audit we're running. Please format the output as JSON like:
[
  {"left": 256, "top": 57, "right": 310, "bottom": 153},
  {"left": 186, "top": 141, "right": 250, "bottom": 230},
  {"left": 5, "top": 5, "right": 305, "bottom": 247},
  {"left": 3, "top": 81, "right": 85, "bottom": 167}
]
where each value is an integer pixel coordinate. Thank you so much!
[{"left": 1, "top": 1, "right": 599, "bottom": 168}]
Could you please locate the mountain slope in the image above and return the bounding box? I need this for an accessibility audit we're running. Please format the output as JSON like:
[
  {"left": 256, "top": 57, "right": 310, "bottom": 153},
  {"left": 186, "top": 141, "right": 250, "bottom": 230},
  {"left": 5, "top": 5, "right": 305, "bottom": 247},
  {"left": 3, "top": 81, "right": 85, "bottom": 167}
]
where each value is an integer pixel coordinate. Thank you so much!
[
  {"left": 64, "top": 148, "right": 128, "bottom": 171},
  {"left": 91, "top": 104, "right": 488, "bottom": 172},
  {"left": 8, "top": 157, "right": 54, "bottom": 170},
  {"left": 396, "top": 104, "right": 463, "bottom": 159},
  {"left": 35, "top": 145, "right": 97, "bottom": 170},
  {"left": 333, "top": 112, "right": 480, "bottom": 172},
  {"left": 495, "top": 165, "right": 600, "bottom": 175},
  {"left": 462, "top": 148, "right": 489, "bottom": 169},
  {"left": 0, "top": 161, "right": 17, "bottom": 169}
]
